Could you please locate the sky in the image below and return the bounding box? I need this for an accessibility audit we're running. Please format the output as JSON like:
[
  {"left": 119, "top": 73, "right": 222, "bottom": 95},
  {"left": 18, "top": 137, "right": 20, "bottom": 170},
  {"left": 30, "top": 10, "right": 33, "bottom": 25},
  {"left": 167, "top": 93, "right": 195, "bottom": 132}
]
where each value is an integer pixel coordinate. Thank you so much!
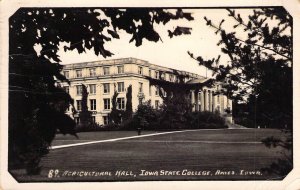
[{"left": 57, "top": 9, "right": 252, "bottom": 78}]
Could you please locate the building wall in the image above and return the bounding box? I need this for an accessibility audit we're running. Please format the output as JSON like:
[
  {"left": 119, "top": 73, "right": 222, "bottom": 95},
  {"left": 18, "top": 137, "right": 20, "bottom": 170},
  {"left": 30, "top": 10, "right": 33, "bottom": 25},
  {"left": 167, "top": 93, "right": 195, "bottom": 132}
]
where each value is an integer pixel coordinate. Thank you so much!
[{"left": 59, "top": 58, "right": 232, "bottom": 125}]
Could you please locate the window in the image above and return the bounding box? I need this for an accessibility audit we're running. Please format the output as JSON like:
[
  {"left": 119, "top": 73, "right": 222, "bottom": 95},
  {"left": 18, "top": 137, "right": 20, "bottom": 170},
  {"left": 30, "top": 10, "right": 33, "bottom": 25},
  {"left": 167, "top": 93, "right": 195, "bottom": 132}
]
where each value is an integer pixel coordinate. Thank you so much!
[
  {"left": 161, "top": 73, "right": 165, "bottom": 80},
  {"left": 155, "top": 71, "right": 159, "bottom": 79},
  {"left": 217, "top": 95, "right": 220, "bottom": 103},
  {"left": 103, "top": 83, "right": 110, "bottom": 94},
  {"left": 139, "top": 97, "right": 143, "bottom": 105},
  {"left": 117, "top": 82, "right": 124, "bottom": 92},
  {"left": 169, "top": 74, "right": 174, "bottom": 82},
  {"left": 155, "top": 100, "right": 159, "bottom": 109},
  {"left": 149, "top": 86, "right": 152, "bottom": 96},
  {"left": 63, "top": 86, "right": 69, "bottom": 93},
  {"left": 104, "top": 98, "right": 110, "bottom": 110},
  {"left": 89, "top": 84, "right": 96, "bottom": 94},
  {"left": 90, "top": 99, "right": 96, "bottom": 111},
  {"left": 76, "top": 85, "right": 82, "bottom": 95},
  {"left": 63, "top": 71, "right": 69, "bottom": 79},
  {"left": 76, "top": 100, "right": 82, "bottom": 111},
  {"left": 139, "top": 82, "right": 143, "bottom": 93},
  {"left": 138, "top": 66, "right": 143, "bottom": 75},
  {"left": 76, "top": 70, "right": 82, "bottom": 78},
  {"left": 149, "top": 69, "right": 152, "bottom": 77},
  {"left": 155, "top": 86, "right": 159, "bottom": 96},
  {"left": 117, "top": 65, "right": 124, "bottom": 74},
  {"left": 117, "top": 98, "right": 125, "bottom": 110},
  {"left": 89, "top": 68, "right": 96, "bottom": 76},
  {"left": 103, "top": 116, "right": 109, "bottom": 125},
  {"left": 103, "top": 67, "right": 110, "bottom": 75},
  {"left": 92, "top": 116, "right": 96, "bottom": 123}
]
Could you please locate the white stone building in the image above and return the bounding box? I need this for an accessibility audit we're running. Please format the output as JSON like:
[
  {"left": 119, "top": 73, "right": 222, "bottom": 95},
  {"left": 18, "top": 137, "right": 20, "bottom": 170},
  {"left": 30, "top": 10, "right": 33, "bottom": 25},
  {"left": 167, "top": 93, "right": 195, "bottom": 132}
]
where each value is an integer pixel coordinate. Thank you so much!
[{"left": 59, "top": 57, "right": 232, "bottom": 125}]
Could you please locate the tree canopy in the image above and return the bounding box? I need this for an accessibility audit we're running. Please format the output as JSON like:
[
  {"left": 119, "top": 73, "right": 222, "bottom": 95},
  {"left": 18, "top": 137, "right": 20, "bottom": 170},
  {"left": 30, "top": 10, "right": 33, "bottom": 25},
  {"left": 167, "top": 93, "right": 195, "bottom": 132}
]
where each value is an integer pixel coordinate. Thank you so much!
[
  {"left": 188, "top": 7, "right": 292, "bottom": 129},
  {"left": 9, "top": 8, "right": 194, "bottom": 174},
  {"left": 187, "top": 7, "right": 292, "bottom": 177}
]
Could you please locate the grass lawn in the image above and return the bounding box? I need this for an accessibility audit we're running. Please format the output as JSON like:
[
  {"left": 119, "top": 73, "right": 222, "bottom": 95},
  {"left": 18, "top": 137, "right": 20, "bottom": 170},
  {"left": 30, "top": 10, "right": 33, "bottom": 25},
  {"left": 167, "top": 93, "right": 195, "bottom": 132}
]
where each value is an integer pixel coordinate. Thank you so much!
[
  {"left": 51, "top": 130, "right": 158, "bottom": 146},
  {"left": 9, "top": 128, "right": 291, "bottom": 182}
]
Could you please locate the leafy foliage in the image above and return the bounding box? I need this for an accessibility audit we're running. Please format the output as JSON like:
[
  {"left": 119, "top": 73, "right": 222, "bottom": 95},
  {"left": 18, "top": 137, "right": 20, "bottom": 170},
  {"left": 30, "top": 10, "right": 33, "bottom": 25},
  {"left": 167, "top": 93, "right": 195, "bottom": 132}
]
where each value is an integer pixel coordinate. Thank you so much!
[
  {"left": 124, "top": 85, "right": 133, "bottom": 120},
  {"left": 9, "top": 8, "right": 194, "bottom": 174},
  {"left": 145, "top": 70, "right": 215, "bottom": 129},
  {"left": 188, "top": 7, "right": 292, "bottom": 177},
  {"left": 109, "top": 90, "right": 122, "bottom": 125},
  {"left": 261, "top": 129, "right": 292, "bottom": 177},
  {"left": 168, "top": 26, "right": 192, "bottom": 38},
  {"left": 186, "top": 111, "right": 226, "bottom": 129},
  {"left": 129, "top": 101, "right": 160, "bottom": 130},
  {"left": 189, "top": 8, "right": 292, "bottom": 129},
  {"left": 78, "top": 85, "right": 93, "bottom": 127},
  {"left": 158, "top": 90, "right": 192, "bottom": 129},
  {"left": 125, "top": 102, "right": 226, "bottom": 130},
  {"left": 103, "top": 8, "right": 193, "bottom": 46}
]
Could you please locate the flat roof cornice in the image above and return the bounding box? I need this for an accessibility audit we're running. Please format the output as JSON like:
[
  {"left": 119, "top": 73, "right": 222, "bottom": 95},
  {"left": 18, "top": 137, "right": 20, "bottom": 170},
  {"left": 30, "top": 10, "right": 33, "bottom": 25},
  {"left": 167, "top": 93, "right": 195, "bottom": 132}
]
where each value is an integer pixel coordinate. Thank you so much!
[{"left": 62, "top": 57, "right": 205, "bottom": 79}]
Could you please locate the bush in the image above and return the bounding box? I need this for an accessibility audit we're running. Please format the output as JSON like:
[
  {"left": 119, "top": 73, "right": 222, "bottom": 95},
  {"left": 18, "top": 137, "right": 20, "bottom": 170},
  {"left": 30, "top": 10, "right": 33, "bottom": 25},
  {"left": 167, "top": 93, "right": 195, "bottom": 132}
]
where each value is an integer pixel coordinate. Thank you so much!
[
  {"left": 123, "top": 101, "right": 160, "bottom": 130},
  {"left": 234, "top": 117, "right": 255, "bottom": 128},
  {"left": 74, "top": 120, "right": 139, "bottom": 132},
  {"left": 123, "top": 109, "right": 227, "bottom": 130},
  {"left": 74, "top": 122, "right": 118, "bottom": 132},
  {"left": 186, "top": 111, "right": 227, "bottom": 129},
  {"left": 72, "top": 108, "right": 228, "bottom": 132}
]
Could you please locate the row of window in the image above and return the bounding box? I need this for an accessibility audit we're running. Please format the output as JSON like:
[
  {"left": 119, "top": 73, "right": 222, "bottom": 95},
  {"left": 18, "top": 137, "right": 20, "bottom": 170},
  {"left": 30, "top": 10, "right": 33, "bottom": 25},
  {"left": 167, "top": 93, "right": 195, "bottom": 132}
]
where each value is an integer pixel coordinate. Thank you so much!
[
  {"left": 63, "top": 66, "right": 177, "bottom": 82},
  {"left": 139, "top": 67, "right": 176, "bottom": 81},
  {"left": 75, "top": 116, "right": 109, "bottom": 125},
  {"left": 64, "top": 66, "right": 124, "bottom": 79},
  {"left": 64, "top": 82, "right": 160, "bottom": 96},
  {"left": 75, "top": 98, "right": 125, "bottom": 111},
  {"left": 74, "top": 116, "right": 96, "bottom": 124},
  {"left": 74, "top": 98, "right": 160, "bottom": 111},
  {"left": 64, "top": 82, "right": 125, "bottom": 96}
]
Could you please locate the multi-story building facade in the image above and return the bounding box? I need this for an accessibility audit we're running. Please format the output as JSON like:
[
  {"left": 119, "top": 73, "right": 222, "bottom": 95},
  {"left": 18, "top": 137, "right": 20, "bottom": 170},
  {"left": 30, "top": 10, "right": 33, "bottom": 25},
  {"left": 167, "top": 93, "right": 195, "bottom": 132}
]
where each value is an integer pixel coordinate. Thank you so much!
[{"left": 59, "top": 57, "right": 232, "bottom": 125}]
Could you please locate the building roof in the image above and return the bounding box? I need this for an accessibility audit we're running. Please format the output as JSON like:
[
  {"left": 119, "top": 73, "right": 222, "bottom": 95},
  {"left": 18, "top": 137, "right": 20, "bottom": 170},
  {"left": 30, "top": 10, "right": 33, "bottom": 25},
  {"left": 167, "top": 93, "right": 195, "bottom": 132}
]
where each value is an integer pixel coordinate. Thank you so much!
[
  {"left": 187, "top": 77, "right": 211, "bottom": 84},
  {"left": 62, "top": 57, "right": 206, "bottom": 80}
]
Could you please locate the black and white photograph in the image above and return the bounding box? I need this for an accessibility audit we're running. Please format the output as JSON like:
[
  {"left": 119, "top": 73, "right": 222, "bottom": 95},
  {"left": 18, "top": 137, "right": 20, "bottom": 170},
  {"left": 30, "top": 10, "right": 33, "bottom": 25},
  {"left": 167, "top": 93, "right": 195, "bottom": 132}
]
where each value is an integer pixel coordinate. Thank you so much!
[{"left": 0, "top": 1, "right": 299, "bottom": 189}]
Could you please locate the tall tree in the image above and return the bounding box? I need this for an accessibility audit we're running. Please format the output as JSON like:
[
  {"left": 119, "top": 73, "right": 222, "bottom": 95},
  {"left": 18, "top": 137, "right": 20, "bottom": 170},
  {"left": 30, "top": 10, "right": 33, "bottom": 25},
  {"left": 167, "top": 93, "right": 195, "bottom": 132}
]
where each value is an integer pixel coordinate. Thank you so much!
[
  {"left": 188, "top": 7, "right": 292, "bottom": 177},
  {"left": 146, "top": 71, "right": 212, "bottom": 129},
  {"left": 188, "top": 7, "right": 292, "bottom": 129},
  {"left": 109, "top": 90, "right": 122, "bottom": 125},
  {"left": 9, "top": 8, "right": 194, "bottom": 173},
  {"left": 133, "top": 100, "right": 159, "bottom": 130},
  {"left": 78, "top": 84, "right": 93, "bottom": 126},
  {"left": 124, "top": 85, "right": 133, "bottom": 120}
]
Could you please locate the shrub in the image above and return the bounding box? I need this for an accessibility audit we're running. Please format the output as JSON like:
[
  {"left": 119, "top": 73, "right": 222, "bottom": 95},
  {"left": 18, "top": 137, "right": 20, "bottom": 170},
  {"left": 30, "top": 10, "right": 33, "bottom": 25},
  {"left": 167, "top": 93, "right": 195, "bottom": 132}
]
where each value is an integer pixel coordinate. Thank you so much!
[
  {"left": 234, "top": 117, "right": 255, "bottom": 128},
  {"left": 74, "top": 122, "right": 121, "bottom": 132},
  {"left": 124, "top": 101, "right": 160, "bottom": 130},
  {"left": 186, "top": 111, "right": 227, "bottom": 129},
  {"left": 72, "top": 108, "right": 227, "bottom": 132}
]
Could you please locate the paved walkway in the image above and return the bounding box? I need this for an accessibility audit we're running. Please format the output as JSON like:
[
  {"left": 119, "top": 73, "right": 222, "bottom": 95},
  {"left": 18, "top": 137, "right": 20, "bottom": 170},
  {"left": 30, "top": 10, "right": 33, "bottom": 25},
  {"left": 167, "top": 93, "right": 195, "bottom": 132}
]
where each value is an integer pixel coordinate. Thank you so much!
[
  {"left": 51, "top": 129, "right": 206, "bottom": 150},
  {"left": 51, "top": 128, "right": 256, "bottom": 150}
]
